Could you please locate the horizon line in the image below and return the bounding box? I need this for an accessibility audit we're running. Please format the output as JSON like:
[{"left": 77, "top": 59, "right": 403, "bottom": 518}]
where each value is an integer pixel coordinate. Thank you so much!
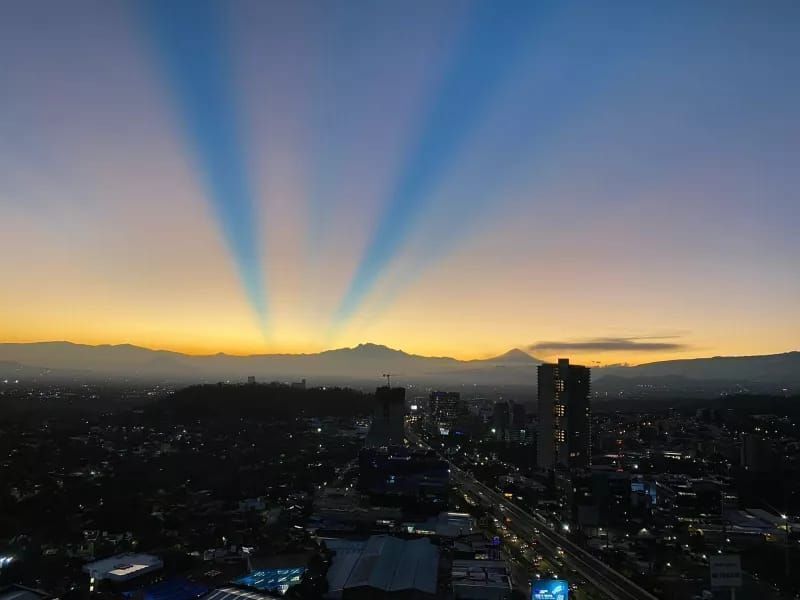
[{"left": 1, "top": 338, "right": 798, "bottom": 367}]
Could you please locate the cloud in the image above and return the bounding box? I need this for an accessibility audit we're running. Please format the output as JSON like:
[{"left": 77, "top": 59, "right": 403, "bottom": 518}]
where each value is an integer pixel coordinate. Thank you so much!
[{"left": 529, "top": 336, "right": 687, "bottom": 353}]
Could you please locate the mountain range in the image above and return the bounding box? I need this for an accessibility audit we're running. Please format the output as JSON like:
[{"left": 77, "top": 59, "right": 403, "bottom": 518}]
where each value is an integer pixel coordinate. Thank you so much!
[
  {"left": 0, "top": 341, "right": 541, "bottom": 385},
  {"left": 0, "top": 341, "right": 798, "bottom": 393}
]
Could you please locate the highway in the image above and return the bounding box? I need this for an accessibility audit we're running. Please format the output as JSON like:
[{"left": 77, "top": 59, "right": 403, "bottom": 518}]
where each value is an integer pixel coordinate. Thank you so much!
[{"left": 407, "top": 429, "right": 659, "bottom": 600}]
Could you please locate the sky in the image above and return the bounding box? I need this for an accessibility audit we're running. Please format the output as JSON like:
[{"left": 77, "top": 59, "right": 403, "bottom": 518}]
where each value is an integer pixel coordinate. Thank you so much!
[{"left": 1, "top": 0, "right": 798, "bottom": 365}]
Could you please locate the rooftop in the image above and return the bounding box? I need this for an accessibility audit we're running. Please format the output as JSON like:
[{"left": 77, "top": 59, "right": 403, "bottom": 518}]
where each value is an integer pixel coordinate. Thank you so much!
[
  {"left": 0, "top": 586, "right": 51, "bottom": 600},
  {"left": 234, "top": 569, "right": 305, "bottom": 595},
  {"left": 452, "top": 560, "right": 512, "bottom": 591},
  {"left": 121, "top": 578, "right": 208, "bottom": 600},
  {"left": 201, "top": 587, "right": 281, "bottom": 600},
  {"left": 326, "top": 535, "right": 438, "bottom": 598},
  {"left": 83, "top": 553, "right": 163, "bottom": 582}
]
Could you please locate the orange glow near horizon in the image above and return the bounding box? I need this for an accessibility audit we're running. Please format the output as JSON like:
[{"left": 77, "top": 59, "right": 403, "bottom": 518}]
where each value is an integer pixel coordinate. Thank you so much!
[
  {"left": 1, "top": 2, "right": 798, "bottom": 366},
  {"left": 1, "top": 331, "right": 796, "bottom": 367}
]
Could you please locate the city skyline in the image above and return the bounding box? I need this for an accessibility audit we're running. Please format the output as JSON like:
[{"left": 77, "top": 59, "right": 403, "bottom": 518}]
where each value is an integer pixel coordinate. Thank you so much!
[{"left": 2, "top": 1, "right": 799, "bottom": 364}]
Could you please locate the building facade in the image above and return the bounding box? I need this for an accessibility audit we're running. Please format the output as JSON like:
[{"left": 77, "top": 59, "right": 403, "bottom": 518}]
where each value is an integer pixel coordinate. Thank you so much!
[
  {"left": 428, "top": 391, "right": 464, "bottom": 435},
  {"left": 492, "top": 401, "right": 510, "bottom": 441},
  {"left": 365, "top": 386, "right": 406, "bottom": 448},
  {"left": 537, "top": 358, "right": 591, "bottom": 470}
]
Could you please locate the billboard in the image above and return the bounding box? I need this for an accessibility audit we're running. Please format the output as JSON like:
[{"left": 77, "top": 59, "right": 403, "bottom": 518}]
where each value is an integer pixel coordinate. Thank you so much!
[{"left": 532, "top": 579, "right": 569, "bottom": 600}]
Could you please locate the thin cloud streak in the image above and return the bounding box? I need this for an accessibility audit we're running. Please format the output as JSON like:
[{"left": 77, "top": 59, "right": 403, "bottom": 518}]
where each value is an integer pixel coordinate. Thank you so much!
[{"left": 530, "top": 336, "right": 688, "bottom": 353}]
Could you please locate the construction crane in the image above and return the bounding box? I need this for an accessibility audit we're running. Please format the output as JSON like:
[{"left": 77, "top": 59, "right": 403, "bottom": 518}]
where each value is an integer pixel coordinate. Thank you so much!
[{"left": 382, "top": 373, "right": 398, "bottom": 388}]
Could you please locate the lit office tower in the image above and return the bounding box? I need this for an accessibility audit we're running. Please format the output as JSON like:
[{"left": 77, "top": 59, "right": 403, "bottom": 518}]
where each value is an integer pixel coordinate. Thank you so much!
[
  {"left": 428, "top": 391, "right": 463, "bottom": 434},
  {"left": 365, "top": 386, "right": 406, "bottom": 447},
  {"left": 537, "top": 359, "right": 591, "bottom": 470}
]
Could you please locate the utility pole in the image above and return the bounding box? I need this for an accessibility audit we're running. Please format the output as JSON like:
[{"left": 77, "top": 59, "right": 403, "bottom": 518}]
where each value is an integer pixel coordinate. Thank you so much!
[
  {"left": 782, "top": 512, "right": 790, "bottom": 582},
  {"left": 760, "top": 495, "right": 791, "bottom": 583},
  {"left": 784, "top": 484, "right": 791, "bottom": 583}
]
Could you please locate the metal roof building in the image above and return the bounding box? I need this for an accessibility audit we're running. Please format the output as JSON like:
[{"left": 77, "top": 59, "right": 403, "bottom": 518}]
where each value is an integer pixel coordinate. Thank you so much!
[
  {"left": 325, "top": 535, "right": 439, "bottom": 599},
  {"left": 0, "top": 585, "right": 52, "bottom": 600},
  {"left": 234, "top": 568, "right": 306, "bottom": 595},
  {"left": 403, "top": 512, "right": 475, "bottom": 538},
  {"left": 121, "top": 578, "right": 208, "bottom": 600},
  {"left": 452, "top": 560, "right": 512, "bottom": 600},
  {"left": 83, "top": 553, "right": 163, "bottom": 583},
  {"left": 201, "top": 587, "right": 281, "bottom": 600}
]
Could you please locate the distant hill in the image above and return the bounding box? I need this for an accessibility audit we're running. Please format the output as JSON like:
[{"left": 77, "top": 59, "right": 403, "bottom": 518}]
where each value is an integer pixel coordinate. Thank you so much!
[
  {"left": 0, "top": 342, "right": 797, "bottom": 393},
  {"left": 0, "top": 341, "right": 542, "bottom": 385},
  {"left": 594, "top": 352, "right": 800, "bottom": 397},
  {"left": 600, "top": 352, "right": 800, "bottom": 382}
]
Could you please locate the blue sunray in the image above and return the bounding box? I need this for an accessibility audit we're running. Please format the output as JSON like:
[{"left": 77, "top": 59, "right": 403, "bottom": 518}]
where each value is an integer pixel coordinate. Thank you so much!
[
  {"left": 334, "top": 1, "right": 544, "bottom": 325},
  {"left": 140, "top": 0, "right": 267, "bottom": 331},
  {"left": 342, "top": 1, "right": 659, "bottom": 327}
]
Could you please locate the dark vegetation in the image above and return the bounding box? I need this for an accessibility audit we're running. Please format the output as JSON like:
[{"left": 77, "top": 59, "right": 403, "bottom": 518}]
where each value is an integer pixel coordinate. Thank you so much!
[
  {"left": 0, "top": 384, "right": 373, "bottom": 595},
  {"left": 148, "top": 383, "right": 373, "bottom": 421}
]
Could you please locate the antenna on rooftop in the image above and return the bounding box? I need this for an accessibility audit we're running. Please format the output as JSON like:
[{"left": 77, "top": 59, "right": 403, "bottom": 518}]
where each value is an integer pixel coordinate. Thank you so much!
[{"left": 382, "top": 373, "right": 397, "bottom": 388}]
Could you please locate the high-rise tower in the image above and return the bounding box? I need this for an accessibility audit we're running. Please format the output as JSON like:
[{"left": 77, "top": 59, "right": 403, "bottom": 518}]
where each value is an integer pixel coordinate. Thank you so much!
[
  {"left": 365, "top": 386, "right": 406, "bottom": 447},
  {"left": 537, "top": 358, "right": 591, "bottom": 470}
]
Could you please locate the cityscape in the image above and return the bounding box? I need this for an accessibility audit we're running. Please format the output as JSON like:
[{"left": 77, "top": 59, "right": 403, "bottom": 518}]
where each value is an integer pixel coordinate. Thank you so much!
[
  {"left": 1, "top": 352, "right": 799, "bottom": 600},
  {"left": 1, "top": 2, "right": 799, "bottom": 600}
]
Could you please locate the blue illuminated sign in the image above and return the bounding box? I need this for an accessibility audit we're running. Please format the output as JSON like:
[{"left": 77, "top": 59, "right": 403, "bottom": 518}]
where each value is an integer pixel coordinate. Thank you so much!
[
  {"left": 235, "top": 568, "right": 306, "bottom": 594},
  {"left": 532, "top": 579, "right": 569, "bottom": 600}
]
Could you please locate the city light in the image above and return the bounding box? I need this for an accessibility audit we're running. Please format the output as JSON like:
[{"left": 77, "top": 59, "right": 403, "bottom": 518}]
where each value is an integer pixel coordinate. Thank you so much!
[{"left": 0, "top": 3, "right": 797, "bottom": 599}]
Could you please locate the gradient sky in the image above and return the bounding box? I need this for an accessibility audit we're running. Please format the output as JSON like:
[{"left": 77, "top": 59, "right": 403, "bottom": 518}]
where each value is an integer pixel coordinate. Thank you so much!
[{"left": 1, "top": 0, "right": 798, "bottom": 364}]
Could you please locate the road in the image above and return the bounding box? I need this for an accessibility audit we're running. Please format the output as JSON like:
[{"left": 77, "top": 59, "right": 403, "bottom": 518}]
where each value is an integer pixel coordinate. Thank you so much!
[{"left": 407, "top": 429, "right": 659, "bottom": 600}]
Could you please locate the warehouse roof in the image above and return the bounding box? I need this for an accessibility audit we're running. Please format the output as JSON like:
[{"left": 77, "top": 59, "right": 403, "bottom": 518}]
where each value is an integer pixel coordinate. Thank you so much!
[
  {"left": 326, "top": 535, "right": 438, "bottom": 597},
  {"left": 201, "top": 587, "right": 281, "bottom": 600},
  {"left": 83, "top": 553, "right": 163, "bottom": 582}
]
